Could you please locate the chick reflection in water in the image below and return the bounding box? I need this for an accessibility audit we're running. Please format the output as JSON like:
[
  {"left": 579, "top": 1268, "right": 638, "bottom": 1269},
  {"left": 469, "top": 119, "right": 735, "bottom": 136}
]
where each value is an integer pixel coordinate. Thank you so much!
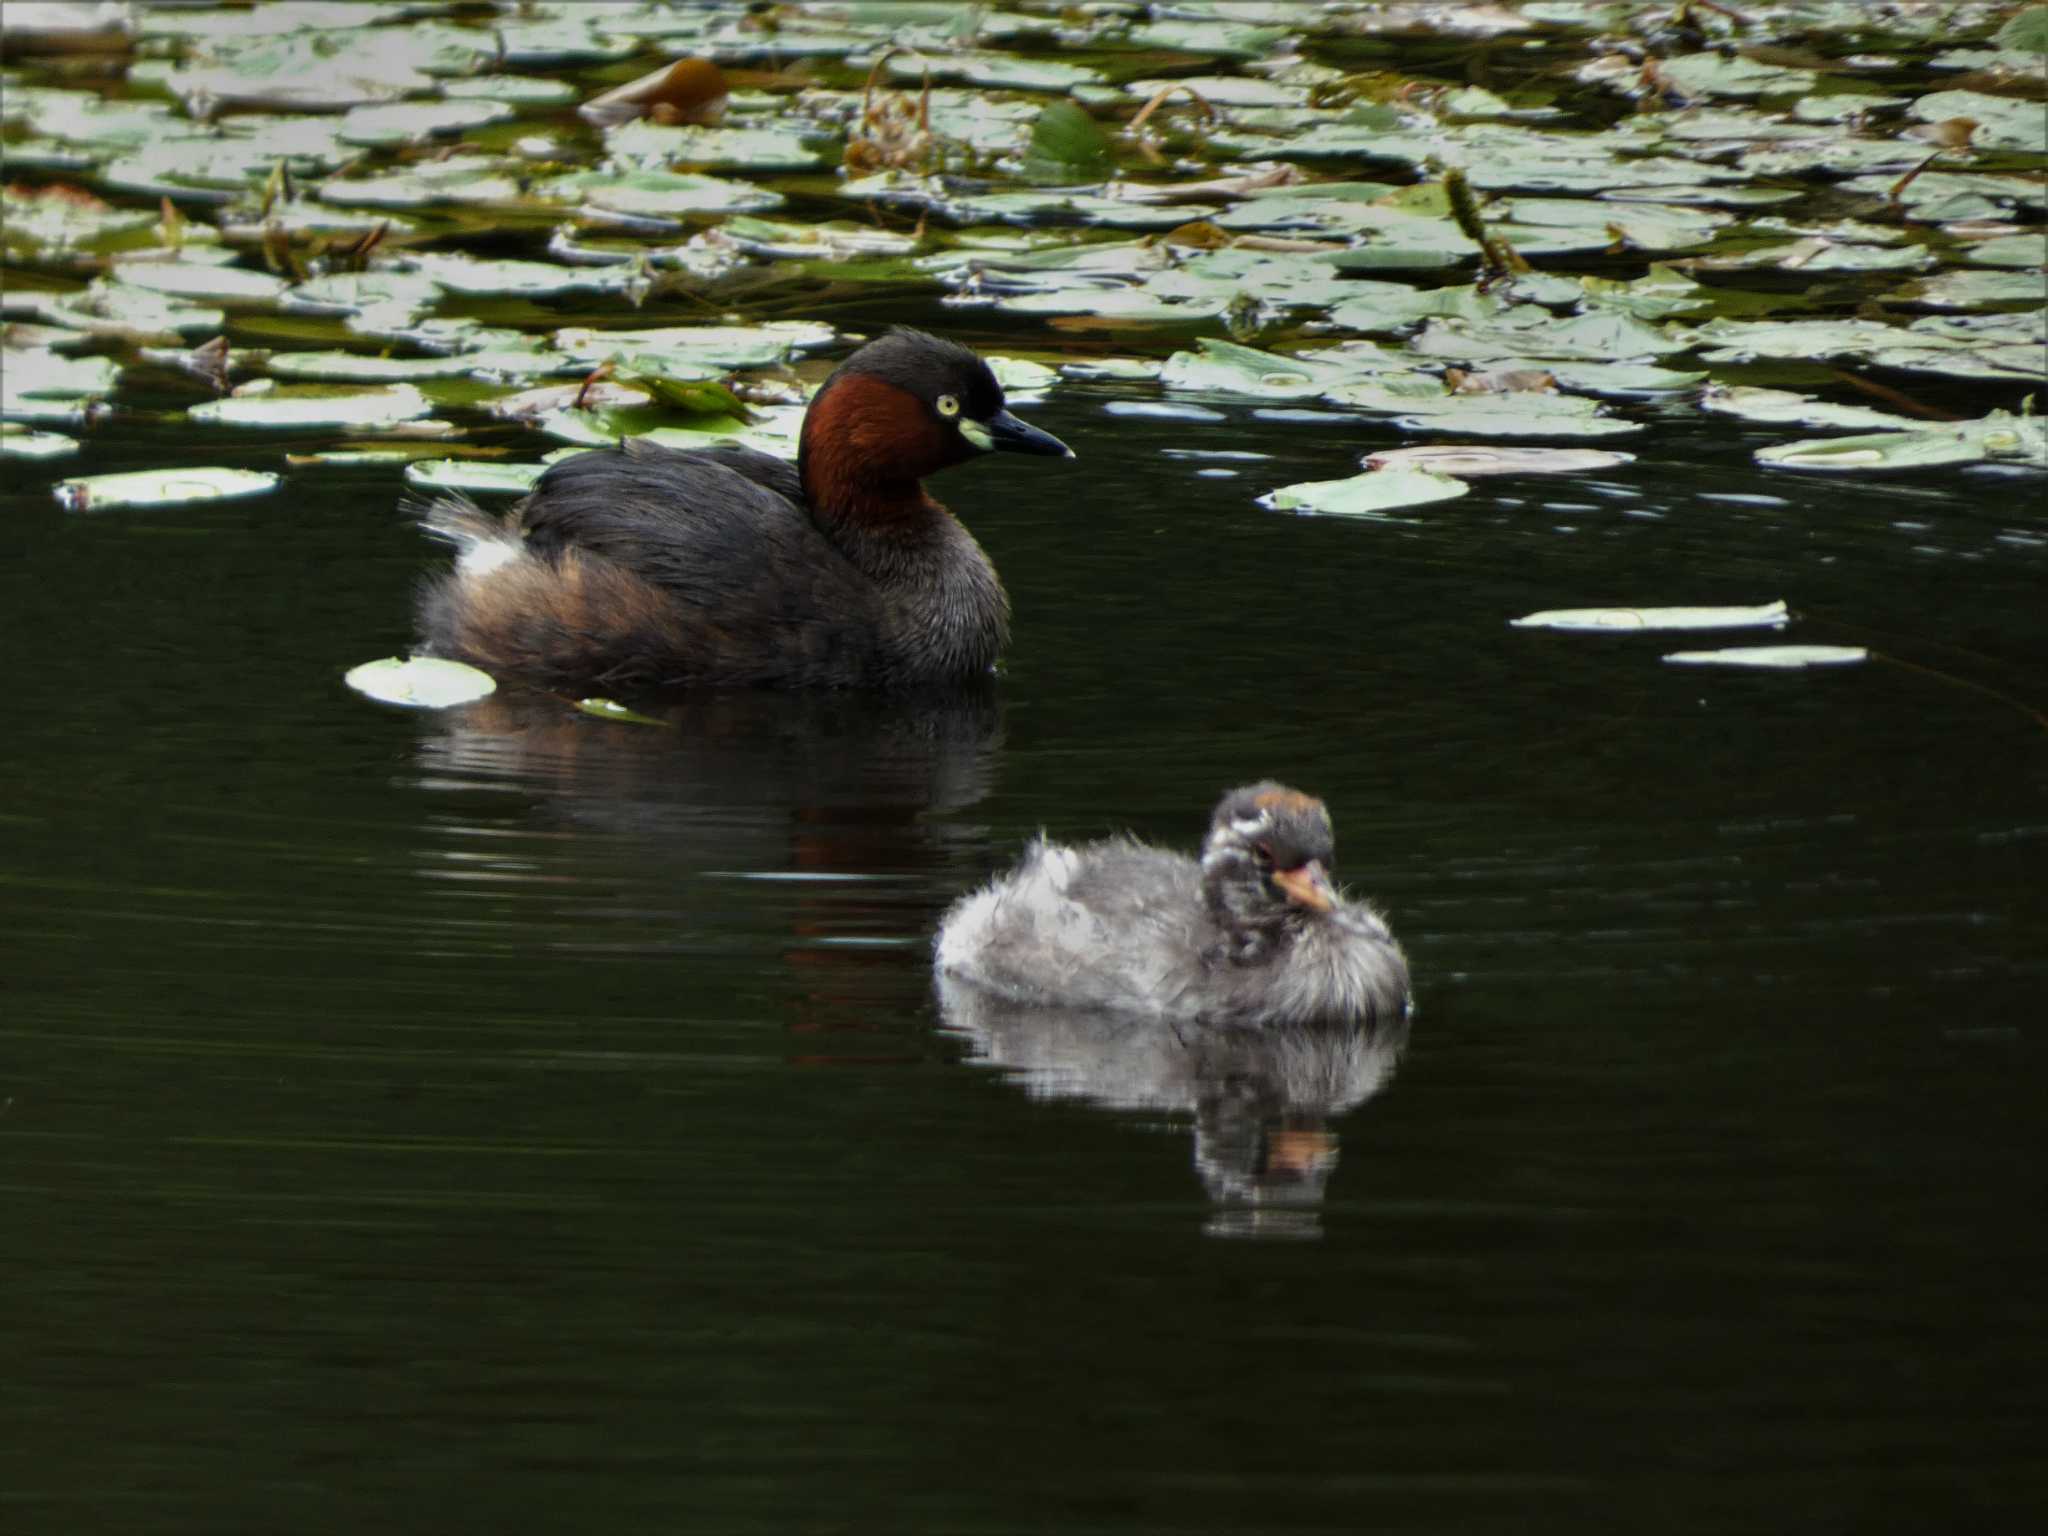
[{"left": 935, "top": 784, "right": 1412, "bottom": 1230}]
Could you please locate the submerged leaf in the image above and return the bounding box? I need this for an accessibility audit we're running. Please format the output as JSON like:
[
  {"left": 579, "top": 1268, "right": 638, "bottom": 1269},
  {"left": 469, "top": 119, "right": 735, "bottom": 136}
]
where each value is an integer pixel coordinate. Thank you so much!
[{"left": 1364, "top": 445, "right": 1636, "bottom": 477}]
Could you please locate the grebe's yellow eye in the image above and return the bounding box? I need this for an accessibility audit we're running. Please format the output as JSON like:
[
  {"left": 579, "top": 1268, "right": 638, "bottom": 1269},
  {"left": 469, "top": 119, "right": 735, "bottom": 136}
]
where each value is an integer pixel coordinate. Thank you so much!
[{"left": 935, "top": 393, "right": 960, "bottom": 418}]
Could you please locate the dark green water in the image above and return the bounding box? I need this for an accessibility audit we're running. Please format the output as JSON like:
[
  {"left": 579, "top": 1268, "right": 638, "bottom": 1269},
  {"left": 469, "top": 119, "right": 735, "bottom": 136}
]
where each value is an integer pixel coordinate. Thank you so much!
[{"left": 4, "top": 390, "right": 2045, "bottom": 1532}]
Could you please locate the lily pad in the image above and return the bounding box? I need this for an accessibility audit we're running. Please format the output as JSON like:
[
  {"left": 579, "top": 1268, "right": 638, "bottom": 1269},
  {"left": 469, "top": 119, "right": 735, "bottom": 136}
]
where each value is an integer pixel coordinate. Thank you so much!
[
  {"left": 883, "top": 50, "right": 1102, "bottom": 93},
  {"left": 109, "top": 261, "right": 290, "bottom": 305},
  {"left": 1697, "top": 386, "right": 1921, "bottom": 431},
  {"left": 407, "top": 253, "right": 637, "bottom": 297},
  {"left": 553, "top": 322, "right": 836, "bottom": 370},
  {"left": 189, "top": 384, "right": 432, "bottom": 429},
  {"left": 51, "top": 466, "right": 282, "bottom": 513},
  {"left": 1258, "top": 468, "right": 1471, "bottom": 516},
  {"left": 1663, "top": 646, "right": 1869, "bottom": 669},
  {"left": 1510, "top": 602, "right": 1790, "bottom": 633},
  {"left": 0, "top": 424, "right": 79, "bottom": 459},
  {"left": 605, "top": 121, "right": 831, "bottom": 172},
  {"left": 338, "top": 99, "right": 517, "bottom": 147},
  {"left": 345, "top": 656, "right": 498, "bottom": 709},
  {"left": 1754, "top": 412, "right": 2048, "bottom": 472},
  {"left": 403, "top": 459, "right": 548, "bottom": 497},
  {"left": 543, "top": 168, "right": 784, "bottom": 218}
]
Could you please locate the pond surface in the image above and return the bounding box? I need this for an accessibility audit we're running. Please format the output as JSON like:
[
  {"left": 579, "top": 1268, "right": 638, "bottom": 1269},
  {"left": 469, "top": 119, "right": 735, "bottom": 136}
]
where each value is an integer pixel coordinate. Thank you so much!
[
  {"left": 8, "top": 389, "right": 2046, "bottom": 1532},
  {"left": 5, "top": 1, "right": 2047, "bottom": 1531}
]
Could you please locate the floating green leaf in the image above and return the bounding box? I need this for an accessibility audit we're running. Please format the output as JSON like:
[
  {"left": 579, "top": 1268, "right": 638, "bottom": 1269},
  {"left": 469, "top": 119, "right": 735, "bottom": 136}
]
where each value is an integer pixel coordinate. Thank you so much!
[
  {"left": 52, "top": 466, "right": 282, "bottom": 512},
  {"left": 1511, "top": 602, "right": 1790, "bottom": 633},
  {"left": 1699, "top": 386, "right": 1920, "bottom": 431},
  {"left": 1664, "top": 646, "right": 1869, "bottom": 669},
  {"left": 1755, "top": 412, "right": 2048, "bottom": 472},
  {"left": 0, "top": 424, "right": 79, "bottom": 459},
  {"left": 345, "top": 656, "right": 498, "bottom": 709},
  {"left": 403, "top": 459, "right": 548, "bottom": 497},
  {"left": 1258, "top": 467, "right": 1471, "bottom": 516},
  {"left": 189, "top": 383, "right": 433, "bottom": 429}
]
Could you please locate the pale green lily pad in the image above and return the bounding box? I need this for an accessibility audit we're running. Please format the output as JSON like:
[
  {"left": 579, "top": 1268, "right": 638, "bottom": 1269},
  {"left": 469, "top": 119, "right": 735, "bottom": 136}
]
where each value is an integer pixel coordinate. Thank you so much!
[
  {"left": 266, "top": 351, "right": 526, "bottom": 383},
  {"left": 1123, "top": 76, "right": 1307, "bottom": 109},
  {"left": 136, "top": 4, "right": 417, "bottom": 40},
  {"left": 1735, "top": 139, "right": 1923, "bottom": 178},
  {"left": 847, "top": 175, "right": 1215, "bottom": 231},
  {"left": 1060, "top": 358, "right": 1163, "bottom": 381},
  {"left": 1125, "top": 19, "right": 1292, "bottom": 57},
  {"left": 1864, "top": 344, "right": 2046, "bottom": 382},
  {"left": 1408, "top": 311, "right": 1693, "bottom": 363},
  {"left": 1690, "top": 317, "right": 1914, "bottom": 365},
  {"left": 493, "top": 18, "right": 637, "bottom": 66},
  {"left": 403, "top": 459, "right": 547, "bottom": 497},
  {"left": 1326, "top": 383, "right": 1646, "bottom": 438},
  {"left": 319, "top": 159, "right": 528, "bottom": 210},
  {"left": 339, "top": 99, "right": 517, "bottom": 147},
  {"left": 189, "top": 384, "right": 432, "bottom": 429},
  {"left": 0, "top": 424, "right": 79, "bottom": 458},
  {"left": 109, "top": 261, "right": 290, "bottom": 305},
  {"left": 1884, "top": 268, "right": 2046, "bottom": 309},
  {"left": 714, "top": 216, "right": 918, "bottom": 261},
  {"left": 632, "top": 406, "right": 807, "bottom": 461},
  {"left": 1961, "top": 233, "right": 2048, "bottom": 269},
  {"left": 1698, "top": 386, "right": 1921, "bottom": 431},
  {"left": 1, "top": 186, "right": 156, "bottom": 253},
  {"left": 1664, "top": 645, "right": 1869, "bottom": 669},
  {"left": 1504, "top": 360, "right": 1709, "bottom": 396},
  {"left": 407, "top": 253, "right": 637, "bottom": 297},
  {"left": 2, "top": 346, "right": 119, "bottom": 399},
  {"left": 553, "top": 322, "right": 835, "bottom": 370},
  {"left": 1576, "top": 264, "right": 1714, "bottom": 320},
  {"left": 439, "top": 75, "right": 577, "bottom": 106},
  {"left": 1792, "top": 91, "right": 1899, "bottom": 123},
  {"left": 1755, "top": 412, "right": 2048, "bottom": 471},
  {"left": 543, "top": 168, "right": 783, "bottom": 217},
  {"left": 18, "top": 279, "right": 223, "bottom": 342},
  {"left": 1841, "top": 170, "right": 2047, "bottom": 222},
  {"left": 345, "top": 656, "right": 498, "bottom": 709},
  {"left": 883, "top": 50, "right": 1102, "bottom": 93},
  {"left": 1649, "top": 52, "right": 1819, "bottom": 99},
  {"left": 166, "top": 33, "right": 437, "bottom": 111},
  {"left": 1488, "top": 196, "right": 1734, "bottom": 252},
  {"left": 1259, "top": 467, "right": 1470, "bottom": 516},
  {"left": 1364, "top": 445, "right": 1637, "bottom": 477},
  {"left": 1160, "top": 339, "right": 1347, "bottom": 398},
  {"left": 1911, "top": 89, "right": 2048, "bottom": 153},
  {"left": 605, "top": 121, "right": 832, "bottom": 171},
  {"left": 985, "top": 357, "right": 1058, "bottom": 392},
  {"left": 1511, "top": 601, "right": 1789, "bottom": 633},
  {"left": 51, "top": 466, "right": 282, "bottom": 513},
  {"left": 1695, "top": 239, "right": 1936, "bottom": 274},
  {"left": 282, "top": 271, "right": 444, "bottom": 317}
]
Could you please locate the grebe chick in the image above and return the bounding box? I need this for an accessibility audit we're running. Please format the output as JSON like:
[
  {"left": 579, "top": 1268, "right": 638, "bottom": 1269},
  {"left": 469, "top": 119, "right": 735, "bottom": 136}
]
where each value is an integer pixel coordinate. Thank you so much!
[
  {"left": 415, "top": 328, "right": 1071, "bottom": 694},
  {"left": 936, "top": 783, "right": 1410, "bottom": 1028}
]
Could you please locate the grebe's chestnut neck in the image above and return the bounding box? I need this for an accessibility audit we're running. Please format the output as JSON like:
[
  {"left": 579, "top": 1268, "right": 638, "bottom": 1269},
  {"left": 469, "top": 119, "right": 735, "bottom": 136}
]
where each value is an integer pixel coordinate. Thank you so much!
[{"left": 798, "top": 328, "right": 1071, "bottom": 524}]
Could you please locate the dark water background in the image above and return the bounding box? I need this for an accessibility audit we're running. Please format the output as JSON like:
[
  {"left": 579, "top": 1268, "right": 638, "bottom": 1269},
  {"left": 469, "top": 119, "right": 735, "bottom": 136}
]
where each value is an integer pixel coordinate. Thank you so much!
[{"left": 5, "top": 368, "right": 2045, "bottom": 1532}]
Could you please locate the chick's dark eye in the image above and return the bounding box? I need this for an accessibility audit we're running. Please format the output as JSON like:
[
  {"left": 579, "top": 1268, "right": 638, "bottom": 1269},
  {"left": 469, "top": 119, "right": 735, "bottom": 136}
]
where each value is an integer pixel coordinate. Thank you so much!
[{"left": 1251, "top": 842, "right": 1273, "bottom": 866}]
